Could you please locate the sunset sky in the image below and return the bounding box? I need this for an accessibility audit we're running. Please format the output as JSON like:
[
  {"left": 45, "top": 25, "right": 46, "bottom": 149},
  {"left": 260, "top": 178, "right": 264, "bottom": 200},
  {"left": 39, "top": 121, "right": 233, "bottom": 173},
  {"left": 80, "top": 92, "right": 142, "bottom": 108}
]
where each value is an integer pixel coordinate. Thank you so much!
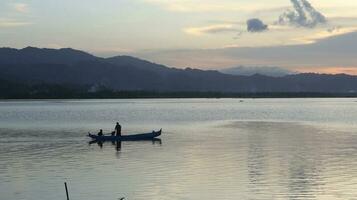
[{"left": 1, "top": 0, "right": 357, "bottom": 74}]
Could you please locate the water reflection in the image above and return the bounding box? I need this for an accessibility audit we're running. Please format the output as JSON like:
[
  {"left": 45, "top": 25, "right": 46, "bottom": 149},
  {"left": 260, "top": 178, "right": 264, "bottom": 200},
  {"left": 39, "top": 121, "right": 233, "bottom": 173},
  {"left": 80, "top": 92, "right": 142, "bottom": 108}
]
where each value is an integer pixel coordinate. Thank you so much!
[
  {"left": 286, "top": 146, "right": 323, "bottom": 200},
  {"left": 89, "top": 139, "right": 162, "bottom": 152},
  {"left": 247, "top": 128, "right": 267, "bottom": 196},
  {"left": 235, "top": 121, "right": 339, "bottom": 200},
  {"left": 1, "top": 99, "right": 357, "bottom": 200}
]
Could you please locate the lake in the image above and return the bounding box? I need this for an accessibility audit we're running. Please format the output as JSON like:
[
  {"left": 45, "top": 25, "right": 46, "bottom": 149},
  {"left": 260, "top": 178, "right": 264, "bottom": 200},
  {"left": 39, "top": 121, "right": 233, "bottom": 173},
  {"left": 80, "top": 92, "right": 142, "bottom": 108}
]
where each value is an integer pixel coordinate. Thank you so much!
[{"left": 1, "top": 98, "right": 357, "bottom": 200}]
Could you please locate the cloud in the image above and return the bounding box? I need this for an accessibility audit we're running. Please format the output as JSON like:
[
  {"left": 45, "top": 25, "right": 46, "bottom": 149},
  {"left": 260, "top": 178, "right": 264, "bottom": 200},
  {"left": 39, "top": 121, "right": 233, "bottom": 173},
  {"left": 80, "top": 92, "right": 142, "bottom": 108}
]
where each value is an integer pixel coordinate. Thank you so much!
[
  {"left": 327, "top": 26, "right": 341, "bottom": 33},
  {"left": 247, "top": 18, "right": 268, "bottom": 32},
  {"left": 144, "top": 0, "right": 283, "bottom": 13},
  {"left": 295, "top": 26, "right": 357, "bottom": 44},
  {"left": 277, "top": 0, "right": 327, "bottom": 28},
  {"left": 184, "top": 24, "right": 237, "bottom": 36},
  {"left": 134, "top": 31, "right": 357, "bottom": 69},
  {"left": 91, "top": 47, "right": 135, "bottom": 57},
  {"left": 0, "top": 3, "right": 31, "bottom": 28},
  {"left": 13, "top": 3, "right": 29, "bottom": 13},
  {"left": 0, "top": 18, "right": 32, "bottom": 27}
]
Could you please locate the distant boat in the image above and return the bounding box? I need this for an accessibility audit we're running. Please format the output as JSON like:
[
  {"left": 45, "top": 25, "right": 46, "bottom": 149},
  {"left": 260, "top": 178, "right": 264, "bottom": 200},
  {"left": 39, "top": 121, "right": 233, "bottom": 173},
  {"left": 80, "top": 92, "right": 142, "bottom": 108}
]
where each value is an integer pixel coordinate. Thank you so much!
[{"left": 88, "top": 129, "right": 162, "bottom": 141}]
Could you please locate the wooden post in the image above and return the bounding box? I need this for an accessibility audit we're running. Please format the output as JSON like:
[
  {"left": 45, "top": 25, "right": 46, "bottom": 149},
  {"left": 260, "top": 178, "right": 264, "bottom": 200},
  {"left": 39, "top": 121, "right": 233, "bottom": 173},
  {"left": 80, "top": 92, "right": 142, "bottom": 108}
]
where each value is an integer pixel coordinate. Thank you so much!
[{"left": 64, "top": 182, "right": 70, "bottom": 200}]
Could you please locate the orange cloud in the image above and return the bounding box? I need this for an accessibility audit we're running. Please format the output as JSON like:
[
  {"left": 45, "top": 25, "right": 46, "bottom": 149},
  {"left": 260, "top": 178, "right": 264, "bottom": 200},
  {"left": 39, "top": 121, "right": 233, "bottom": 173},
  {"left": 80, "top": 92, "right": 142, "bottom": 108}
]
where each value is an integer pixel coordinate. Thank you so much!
[
  {"left": 13, "top": 3, "right": 29, "bottom": 13},
  {"left": 297, "top": 67, "right": 357, "bottom": 75},
  {"left": 184, "top": 24, "right": 237, "bottom": 36}
]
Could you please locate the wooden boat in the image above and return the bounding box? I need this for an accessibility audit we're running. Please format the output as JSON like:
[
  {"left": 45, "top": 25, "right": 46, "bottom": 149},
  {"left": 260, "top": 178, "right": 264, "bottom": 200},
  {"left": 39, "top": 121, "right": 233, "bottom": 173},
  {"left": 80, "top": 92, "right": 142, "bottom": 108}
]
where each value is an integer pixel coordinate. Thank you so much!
[{"left": 88, "top": 129, "right": 161, "bottom": 141}]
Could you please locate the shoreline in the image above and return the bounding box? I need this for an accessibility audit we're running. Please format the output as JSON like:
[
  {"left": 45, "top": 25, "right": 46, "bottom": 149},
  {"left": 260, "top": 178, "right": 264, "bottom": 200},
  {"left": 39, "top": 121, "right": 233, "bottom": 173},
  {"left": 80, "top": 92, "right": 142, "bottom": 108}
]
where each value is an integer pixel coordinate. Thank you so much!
[{"left": 2, "top": 92, "right": 357, "bottom": 100}]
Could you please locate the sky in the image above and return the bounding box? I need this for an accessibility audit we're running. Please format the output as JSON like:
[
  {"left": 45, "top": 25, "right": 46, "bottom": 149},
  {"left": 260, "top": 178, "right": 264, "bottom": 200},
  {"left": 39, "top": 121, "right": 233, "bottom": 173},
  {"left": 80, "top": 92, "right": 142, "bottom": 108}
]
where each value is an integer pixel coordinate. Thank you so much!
[{"left": 1, "top": 0, "right": 357, "bottom": 74}]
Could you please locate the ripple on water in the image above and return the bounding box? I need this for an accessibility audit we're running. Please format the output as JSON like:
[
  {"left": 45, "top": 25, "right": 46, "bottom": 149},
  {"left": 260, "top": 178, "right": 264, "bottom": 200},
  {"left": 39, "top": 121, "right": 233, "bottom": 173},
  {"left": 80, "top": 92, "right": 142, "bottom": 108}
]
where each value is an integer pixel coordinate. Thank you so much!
[{"left": 1, "top": 99, "right": 357, "bottom": 200}]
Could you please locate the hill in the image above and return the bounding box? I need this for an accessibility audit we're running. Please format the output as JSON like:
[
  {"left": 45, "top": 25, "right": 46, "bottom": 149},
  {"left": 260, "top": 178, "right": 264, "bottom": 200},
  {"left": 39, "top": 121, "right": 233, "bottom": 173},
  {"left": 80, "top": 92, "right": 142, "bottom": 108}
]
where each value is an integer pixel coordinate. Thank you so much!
[{"left": 1, "top": 47, "right": 357, "bottom": 96}]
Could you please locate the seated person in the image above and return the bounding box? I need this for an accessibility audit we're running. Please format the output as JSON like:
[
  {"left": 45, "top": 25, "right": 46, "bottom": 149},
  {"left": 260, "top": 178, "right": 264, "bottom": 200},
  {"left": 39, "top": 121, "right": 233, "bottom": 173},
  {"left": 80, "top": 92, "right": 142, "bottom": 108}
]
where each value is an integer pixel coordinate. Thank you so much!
[{"left": 97, "top": 129, "right": 104, "bottom": 136}]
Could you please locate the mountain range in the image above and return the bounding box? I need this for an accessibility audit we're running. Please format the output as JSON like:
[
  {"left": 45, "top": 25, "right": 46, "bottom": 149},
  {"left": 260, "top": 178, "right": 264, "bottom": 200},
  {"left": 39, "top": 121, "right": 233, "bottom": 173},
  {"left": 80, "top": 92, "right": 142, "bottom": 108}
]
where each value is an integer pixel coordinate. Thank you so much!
[
  {"left": 220, "top": 66, "right": 297, "bottom": 77},
  {"left": 1, "top": 47, "right": 357, "bottom": 93}
]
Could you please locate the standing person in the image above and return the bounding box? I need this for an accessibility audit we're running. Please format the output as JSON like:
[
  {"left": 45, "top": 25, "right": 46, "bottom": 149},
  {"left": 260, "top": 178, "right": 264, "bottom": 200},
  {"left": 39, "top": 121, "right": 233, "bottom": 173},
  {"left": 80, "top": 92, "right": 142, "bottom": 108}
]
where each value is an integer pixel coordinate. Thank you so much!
[{"left": 115, "top": 122, "right": 121, "bottom": 136}]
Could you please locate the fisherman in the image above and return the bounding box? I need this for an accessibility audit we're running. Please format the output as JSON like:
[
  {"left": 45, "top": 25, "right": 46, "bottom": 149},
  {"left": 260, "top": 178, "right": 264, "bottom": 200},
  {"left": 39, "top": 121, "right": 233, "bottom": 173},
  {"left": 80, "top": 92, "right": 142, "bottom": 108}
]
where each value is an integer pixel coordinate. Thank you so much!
[
  {"left": 115, "top": 122, "right": 122, "bottom": 136},
  {"left": 97, "top": 129, "right": 103, "bottom": 136}
]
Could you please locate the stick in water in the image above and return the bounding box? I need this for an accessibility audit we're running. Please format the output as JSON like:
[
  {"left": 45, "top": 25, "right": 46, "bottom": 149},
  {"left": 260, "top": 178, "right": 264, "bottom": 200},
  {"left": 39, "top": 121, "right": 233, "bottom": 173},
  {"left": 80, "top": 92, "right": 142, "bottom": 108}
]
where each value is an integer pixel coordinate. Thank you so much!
[{"left": 64, "top": 182, "right": 70, "bottom": 200}]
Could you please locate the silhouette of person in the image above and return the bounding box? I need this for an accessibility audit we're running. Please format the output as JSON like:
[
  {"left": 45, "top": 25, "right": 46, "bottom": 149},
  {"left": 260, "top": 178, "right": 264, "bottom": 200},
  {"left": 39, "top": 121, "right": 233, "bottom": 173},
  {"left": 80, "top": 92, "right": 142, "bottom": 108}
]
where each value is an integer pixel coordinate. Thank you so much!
[
  {"left": 97, "top": 129, "right": 103, "bottom": 136},
  {"left": 115, "top": 122, "right": 121, "bottom": 136}
]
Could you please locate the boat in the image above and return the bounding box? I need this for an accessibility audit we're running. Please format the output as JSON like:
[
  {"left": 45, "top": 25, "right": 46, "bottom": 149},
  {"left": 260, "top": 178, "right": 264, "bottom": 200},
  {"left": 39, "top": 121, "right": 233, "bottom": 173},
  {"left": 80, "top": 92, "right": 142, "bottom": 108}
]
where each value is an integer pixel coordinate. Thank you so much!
[
  {"left": 88, "top": 129, "right": 162, "bottom": 141},
  {"left": 88, "top": 138, "right": 162, "bottom": 145}
]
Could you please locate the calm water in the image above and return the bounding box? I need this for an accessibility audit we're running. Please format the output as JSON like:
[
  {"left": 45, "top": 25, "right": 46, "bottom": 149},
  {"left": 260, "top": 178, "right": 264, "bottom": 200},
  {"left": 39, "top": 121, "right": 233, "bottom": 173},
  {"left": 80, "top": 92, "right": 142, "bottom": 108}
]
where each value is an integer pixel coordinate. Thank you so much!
[{"left": 1, "top": 99, "right": 357, "bottom": 200}]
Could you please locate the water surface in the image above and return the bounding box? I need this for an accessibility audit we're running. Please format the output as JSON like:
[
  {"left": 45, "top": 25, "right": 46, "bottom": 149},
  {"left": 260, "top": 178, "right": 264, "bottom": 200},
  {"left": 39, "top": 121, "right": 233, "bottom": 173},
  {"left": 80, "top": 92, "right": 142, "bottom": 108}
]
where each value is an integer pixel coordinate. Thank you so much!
[{"left": 1, "top": 99, "right": 357, "bottom": 200}]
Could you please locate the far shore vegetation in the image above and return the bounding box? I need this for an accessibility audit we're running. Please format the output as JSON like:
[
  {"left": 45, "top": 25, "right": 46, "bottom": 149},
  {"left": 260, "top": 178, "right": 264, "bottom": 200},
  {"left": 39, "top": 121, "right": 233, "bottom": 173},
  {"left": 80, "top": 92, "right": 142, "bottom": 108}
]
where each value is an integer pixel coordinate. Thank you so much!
[{"left": 2, "top": 80, "right": 357, "bottom": 99}]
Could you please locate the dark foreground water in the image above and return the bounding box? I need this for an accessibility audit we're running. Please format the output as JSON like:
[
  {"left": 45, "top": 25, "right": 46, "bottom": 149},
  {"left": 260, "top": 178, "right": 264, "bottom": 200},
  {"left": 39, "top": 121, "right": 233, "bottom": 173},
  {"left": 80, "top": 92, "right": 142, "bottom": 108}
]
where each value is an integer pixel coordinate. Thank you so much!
[{"left": 0, "top": 99, "right": 357, "bottom": 200}]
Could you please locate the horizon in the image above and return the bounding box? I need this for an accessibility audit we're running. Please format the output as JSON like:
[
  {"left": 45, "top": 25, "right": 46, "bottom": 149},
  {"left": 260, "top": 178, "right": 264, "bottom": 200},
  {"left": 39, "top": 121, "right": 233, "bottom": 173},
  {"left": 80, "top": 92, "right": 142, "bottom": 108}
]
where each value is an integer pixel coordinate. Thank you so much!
[
  {"left": 1, "top": 0, "right": 357, "bottom": 74},
  {"left": 2, "top": 45, "right": 357, "bottom": 76}
]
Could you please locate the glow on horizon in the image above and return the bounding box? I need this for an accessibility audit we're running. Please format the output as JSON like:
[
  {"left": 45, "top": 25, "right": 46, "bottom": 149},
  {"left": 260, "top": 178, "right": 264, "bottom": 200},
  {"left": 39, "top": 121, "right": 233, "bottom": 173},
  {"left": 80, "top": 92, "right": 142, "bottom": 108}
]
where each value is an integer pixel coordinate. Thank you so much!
[{"left": 298, "top": 67, "right": 357, "bottom": 75}]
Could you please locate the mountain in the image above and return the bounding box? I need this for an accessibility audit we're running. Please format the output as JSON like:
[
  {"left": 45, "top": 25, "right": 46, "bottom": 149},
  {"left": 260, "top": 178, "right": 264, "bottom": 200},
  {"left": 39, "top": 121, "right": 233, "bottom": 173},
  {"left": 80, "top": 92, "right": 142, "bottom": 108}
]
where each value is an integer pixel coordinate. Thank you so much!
[
  {"left": 1, "top": 47, "right": 357, "bottom": 94},
  {"left": 106, "top": 55, "right": 172, "bottom": 74},
  {"left": 0, "top": 47, "right": 97, "bottom": 65},
  {"left": 220, "top": 66, "right": 297, "bottom": 77}
]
